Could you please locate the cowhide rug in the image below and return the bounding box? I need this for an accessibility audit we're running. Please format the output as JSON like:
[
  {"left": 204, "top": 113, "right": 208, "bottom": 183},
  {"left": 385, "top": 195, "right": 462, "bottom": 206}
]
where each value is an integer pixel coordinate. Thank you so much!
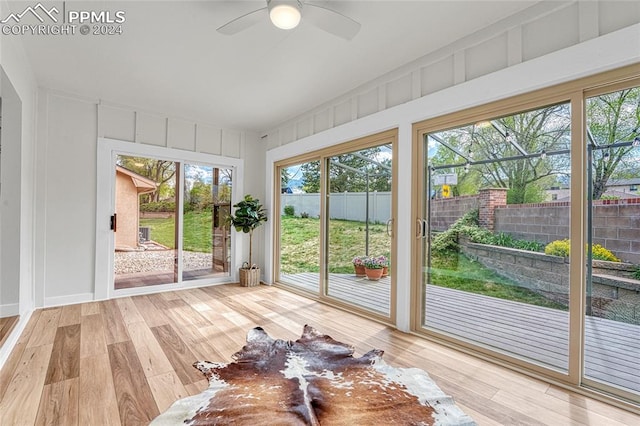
[{"left": 151, "top": 325, "right": 476, "bottom": 425}]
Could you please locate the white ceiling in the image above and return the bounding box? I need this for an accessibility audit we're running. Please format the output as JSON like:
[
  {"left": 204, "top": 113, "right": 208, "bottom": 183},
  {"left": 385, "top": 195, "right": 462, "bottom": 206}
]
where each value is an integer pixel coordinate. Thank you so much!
[{"left": 10, "top": 1, "right": 539, "bottom": 132}]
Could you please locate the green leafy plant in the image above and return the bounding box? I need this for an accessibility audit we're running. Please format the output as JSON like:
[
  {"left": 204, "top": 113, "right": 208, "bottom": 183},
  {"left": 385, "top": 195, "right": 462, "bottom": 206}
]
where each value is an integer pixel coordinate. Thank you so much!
[
  {"left": 544, "top": 239, "right": 620, "bottom": 262},
  {"left": 283, "top": 205, "right": 295, "bottom": 216},
  {"left": 633, "top": 267, "right": 640, "bottom": 280},
  {"left": 226, "top": 195, "right": 268, "bottom": 268}
]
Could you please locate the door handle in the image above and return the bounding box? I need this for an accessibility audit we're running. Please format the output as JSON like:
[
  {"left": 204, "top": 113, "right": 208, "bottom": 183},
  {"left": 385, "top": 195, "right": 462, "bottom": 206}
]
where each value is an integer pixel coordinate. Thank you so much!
[
  {"left": 110, "top": 214, "right": 117, "bottom": 232},
  {"left": 386, "top": 218, "right": 393, "bottom": 237}
]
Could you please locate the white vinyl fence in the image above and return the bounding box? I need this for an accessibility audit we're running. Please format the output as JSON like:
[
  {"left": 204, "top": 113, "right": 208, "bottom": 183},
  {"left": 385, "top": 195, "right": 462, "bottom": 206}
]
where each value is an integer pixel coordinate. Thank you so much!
[{"left": 281, "top": 192, "right": 391, "bottom": 223}]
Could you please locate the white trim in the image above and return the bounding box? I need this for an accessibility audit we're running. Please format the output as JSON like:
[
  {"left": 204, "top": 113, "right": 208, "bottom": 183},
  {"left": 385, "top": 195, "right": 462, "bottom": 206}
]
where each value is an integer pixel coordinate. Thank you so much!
[
  {"left": 0, "top": 303, "right": 19, "bottom": 317},
  {"left": 0, "top": 309, "right": 34, "bottom": 369},
  {"left": 95, "top": 137, "right": 244, "bottom": 301},
  {"left": 45, "top": 292, "right": 95, "bottom": 307}
]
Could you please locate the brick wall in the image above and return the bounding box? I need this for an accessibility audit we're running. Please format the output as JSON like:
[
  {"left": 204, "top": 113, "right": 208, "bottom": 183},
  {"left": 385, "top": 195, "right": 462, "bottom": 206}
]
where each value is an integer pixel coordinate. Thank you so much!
[
  {"left": 494, "top": 198, "right": 640, "bottom": 264},
  {"left": 430, "top": 195, "right": 478, "bottom": 232}
]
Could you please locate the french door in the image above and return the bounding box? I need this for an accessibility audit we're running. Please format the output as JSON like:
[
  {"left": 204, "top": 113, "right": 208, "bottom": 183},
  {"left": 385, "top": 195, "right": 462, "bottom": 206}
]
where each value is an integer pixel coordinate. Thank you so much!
[
  {"left": 412, "top": 72, "right": 640, "bottom": 404},
  {"left": 275, "top": 130, "right": 397, "bottom": 322}
]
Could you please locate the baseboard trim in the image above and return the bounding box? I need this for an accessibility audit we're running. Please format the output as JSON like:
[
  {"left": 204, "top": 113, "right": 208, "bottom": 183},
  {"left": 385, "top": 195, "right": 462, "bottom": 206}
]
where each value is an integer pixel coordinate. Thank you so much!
[
  {"left": 44, "top": 292, "right": 95, "bottom": 308},
  {"left": 0, "top": 303, "right": 19, "bottom": 317}
]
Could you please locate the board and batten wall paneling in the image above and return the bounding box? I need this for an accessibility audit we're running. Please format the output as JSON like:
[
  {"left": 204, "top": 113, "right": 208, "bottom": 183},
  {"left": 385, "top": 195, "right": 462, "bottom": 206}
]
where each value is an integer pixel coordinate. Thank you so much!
[
  {"left": 420, "top": 56, "right": 455, "bottom": 97},
  {"left": 167, "top": 118, "right": 196, "bottom": 152},
  {"left": 385, "top": 74, "right": 413, "bottom": 109},
  {"left": 314, "top": 109, "right": 333, "bottom": 134},
  {"left": 598, "top": 0, "right": 640, "bottom": 36},
  {"left": 357, "top": 88, "right": 379, "bottom": 119},
  {"left": 522, "top": 3, "right": 580, "bottom": 62},
  {"left": 97, "top": 106, "right": 136, "bottom": 142},
  {"left": 465, "top": 33, "right": 509, "bottom": 81},
  {"left": 98, "top": 107, "right": 240, "bottom": 158},
  {"left": 264, "top": 1, "right": 640, "bottom": 149},
  {"left": 135, "top": 113, "right": 167, "bottom": 147},
  {"left": 221, "top": 129, "right": 242, "bottom": 158},
  {"left": 195, "top": 124, "right": 222, "bottom": 155},
  {"left": 44, "top": 94, "right": 98, "bottom": 301}
]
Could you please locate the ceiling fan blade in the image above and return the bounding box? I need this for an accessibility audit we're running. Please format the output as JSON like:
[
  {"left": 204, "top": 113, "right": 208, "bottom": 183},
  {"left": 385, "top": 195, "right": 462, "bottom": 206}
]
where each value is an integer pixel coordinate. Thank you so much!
[
  {"left": 303, "top": 3, "right": 361, "bottom": 40},
  {"left": 217, "top": 7, "right": 268, "bottom": 35}
]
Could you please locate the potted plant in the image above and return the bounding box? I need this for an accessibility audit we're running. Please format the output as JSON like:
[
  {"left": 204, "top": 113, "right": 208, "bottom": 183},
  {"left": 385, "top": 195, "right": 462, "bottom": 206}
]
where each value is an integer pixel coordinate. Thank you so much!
[
  {"left": 363, "top": 255, "right": 387, "bottom": 281},
  {"left": 352, "top": 256, "right": 368, "bottom": 277},
  {"left": 226, "top": 194, "right": 268, "bottom": 287}
]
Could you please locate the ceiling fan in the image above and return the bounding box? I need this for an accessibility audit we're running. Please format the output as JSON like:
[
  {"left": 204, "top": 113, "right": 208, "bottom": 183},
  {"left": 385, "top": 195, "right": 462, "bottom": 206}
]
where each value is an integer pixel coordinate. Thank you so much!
[{"left": 217, "top": 0, "right": 361, "bottom": 40}]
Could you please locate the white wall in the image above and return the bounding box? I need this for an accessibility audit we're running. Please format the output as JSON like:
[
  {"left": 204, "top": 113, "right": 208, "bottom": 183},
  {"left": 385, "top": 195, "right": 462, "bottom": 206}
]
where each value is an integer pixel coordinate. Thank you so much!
[
  {"left": 34, "top": 90, "right": 254, "bottom": 306},
  {"left": 264, "top": 24, "right": 640, "bottom": 332},
  {"left": 0, "top": 2, "right": 38, "bottom": 366}
]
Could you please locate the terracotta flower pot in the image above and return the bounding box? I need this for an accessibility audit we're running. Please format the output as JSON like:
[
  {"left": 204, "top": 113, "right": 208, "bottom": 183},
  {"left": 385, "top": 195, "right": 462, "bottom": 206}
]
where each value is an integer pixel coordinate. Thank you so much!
[
  {"left": 364, "top": 267, "right": 383, "bottom": 281},
  {"left": 382, "top": 266, "right": 389, "bottom": 277},
  {"left": 354, "top": 264, "right": 366, "bottom": 277}
]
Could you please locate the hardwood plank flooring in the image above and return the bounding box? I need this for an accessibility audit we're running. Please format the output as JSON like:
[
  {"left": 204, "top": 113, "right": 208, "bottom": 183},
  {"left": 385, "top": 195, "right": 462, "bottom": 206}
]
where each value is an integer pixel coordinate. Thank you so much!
[{"left": 0, "top": 284, "right": 638, "bottom": 425}]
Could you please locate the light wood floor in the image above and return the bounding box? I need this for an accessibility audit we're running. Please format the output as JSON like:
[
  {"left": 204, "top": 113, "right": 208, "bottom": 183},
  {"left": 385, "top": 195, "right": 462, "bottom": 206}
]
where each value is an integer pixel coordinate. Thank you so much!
[{"left": 0, "top": 284, "right": 638, "bottom": 425}]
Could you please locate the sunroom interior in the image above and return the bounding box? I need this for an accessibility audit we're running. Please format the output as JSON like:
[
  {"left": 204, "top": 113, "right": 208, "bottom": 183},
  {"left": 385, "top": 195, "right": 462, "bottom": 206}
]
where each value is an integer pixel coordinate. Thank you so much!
[{"left": 1, "top": 0, "right": 639, "bottom": 424}]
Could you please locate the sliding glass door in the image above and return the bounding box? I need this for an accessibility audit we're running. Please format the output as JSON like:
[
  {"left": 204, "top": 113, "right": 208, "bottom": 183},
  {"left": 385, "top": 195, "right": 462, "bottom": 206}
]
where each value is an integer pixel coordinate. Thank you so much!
[
  {"left": 413, "top": 70, "right": 640, "bottom": 404},
  {"left": 584, "top": 84, "right": 640, "bottom": 399},
  {"left": 112, "top": 155, "right": 232, "bottom": 290},
  {"left": 326, "top": 145, "right": 393, "bottom": 316},
  {"left": 278, "top": 160, "right": 322, "bottom": 292},
  {"left": 114, "top": 155, "right": 178, "bottom": 289},
  {"left": 417, "top": 103, "right": 572, "bottom": 372},
  {"left": 275, "top": 130, "right": 397, "bottom": 321}
]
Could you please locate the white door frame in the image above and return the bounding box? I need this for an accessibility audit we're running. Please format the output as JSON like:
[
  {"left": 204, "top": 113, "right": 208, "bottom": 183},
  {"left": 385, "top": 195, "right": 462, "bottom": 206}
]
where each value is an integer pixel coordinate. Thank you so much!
[{"left": 95, "top": 137, "right": 244, "bottom": 300}]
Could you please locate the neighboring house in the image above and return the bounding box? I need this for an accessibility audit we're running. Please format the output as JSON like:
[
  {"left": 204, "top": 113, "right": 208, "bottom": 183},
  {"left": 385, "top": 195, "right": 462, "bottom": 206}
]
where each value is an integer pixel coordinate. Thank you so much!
[
  {"left": 115, "top": 166, "right": 157, "bottom": 250},
  {"left": 546, "top": 178, "right": 640, "bottom": 201}
]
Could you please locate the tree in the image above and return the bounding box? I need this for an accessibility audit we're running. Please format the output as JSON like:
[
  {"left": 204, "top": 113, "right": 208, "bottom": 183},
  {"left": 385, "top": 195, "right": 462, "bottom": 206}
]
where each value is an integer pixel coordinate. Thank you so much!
[
  {"left": 301, "top": 148, "right": 391, "bottom": 193},
  {"left": 430, "top": 104, "right": 571, "bottom": 204},
  {"left": 587, "top": 88, "right": 640, "bottom": 199},
  {"left": 117, "top": 156, "right": 176, "bottom": 203}
]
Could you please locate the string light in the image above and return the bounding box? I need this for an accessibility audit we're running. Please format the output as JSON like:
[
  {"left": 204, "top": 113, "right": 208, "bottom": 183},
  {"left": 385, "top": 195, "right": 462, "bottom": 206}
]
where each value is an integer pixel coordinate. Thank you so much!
[
  {"left": 540, "top": 149, "right": 547, "bottom": 160},
  {"left": 464, "top": 162, "right": 470, "bottom": 173},
  {"left": 633, "top": 136, "right": 640, "bottom": 148},
  {"left": 603, "top": 151, "right": 610, "bottom": 160}
]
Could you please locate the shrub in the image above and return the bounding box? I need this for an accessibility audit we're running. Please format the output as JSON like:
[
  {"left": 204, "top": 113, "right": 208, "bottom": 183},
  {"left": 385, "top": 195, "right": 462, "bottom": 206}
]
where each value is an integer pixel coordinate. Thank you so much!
[
  {"left": 140, "top": 201, "right": 176, "bottom": 212},
  {"left": 633, "top": 267, "right": 640, "bottom": 280},
  {"left": 592, "top": 244, "right": 620, "bottom": 262},
  {"left": 283, "top": 205, "right": 295, "bottom": 216},
  {"left": 544, "top": 239, "right": 620, "bottom": 262},
  {"left": 544, "top": 239, "right": 570, "bottom": 257},
  {"left": 300, "top": 211, "right": 309, "bottom": 218}
]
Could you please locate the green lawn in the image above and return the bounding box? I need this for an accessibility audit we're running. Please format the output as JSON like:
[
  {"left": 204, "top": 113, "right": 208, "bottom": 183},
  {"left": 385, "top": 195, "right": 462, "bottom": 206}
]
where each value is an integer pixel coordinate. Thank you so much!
[
  {"left": 140, "top": 211, "right": 214, "bottom": 253},
  {"left": 281, "top": 216, "right": 390, "bottom": 274},
  {"left": 429, "top": 250, "right": 567, "bottom": 310}
]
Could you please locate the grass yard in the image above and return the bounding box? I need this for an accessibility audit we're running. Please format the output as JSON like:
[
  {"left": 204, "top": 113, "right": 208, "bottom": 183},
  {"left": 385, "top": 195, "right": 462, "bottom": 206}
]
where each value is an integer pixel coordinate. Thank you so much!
[
  {"left": 140, "top": 211, "right": 216, "bottom": 253},
  {"left": 429, "top": 250, "right": 567, "bottom": 310},
  {"left": 280, "top": 216, "right": 390, "bottom": 274}
]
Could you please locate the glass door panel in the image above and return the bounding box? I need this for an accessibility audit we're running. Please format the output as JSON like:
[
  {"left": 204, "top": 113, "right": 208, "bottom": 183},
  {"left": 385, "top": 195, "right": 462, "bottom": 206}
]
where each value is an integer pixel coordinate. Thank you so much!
[
  {"left": 278, "top": 161, "right": 321, "bottom": 292},
  {"left": 421, "top": 103, "right": 572, "bottom": 371},
  {"left": 585, "top": 86, "right": 640, "bottom": 399},
  {"left": 182, "top": 165, "right": 232, "bottom": 281},
  {"left": 114, "top": 155, "right": 177, "bottom": 289},
  {"left": 326, "top": 144, "right": 392, "bottom": 316}
]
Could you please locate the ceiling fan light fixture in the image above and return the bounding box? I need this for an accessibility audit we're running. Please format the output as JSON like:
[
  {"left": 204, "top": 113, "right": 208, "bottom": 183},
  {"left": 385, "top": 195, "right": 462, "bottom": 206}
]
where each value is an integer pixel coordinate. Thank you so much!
[{"left": 268, "top": 0, "right": 301, "bottom": 30}]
